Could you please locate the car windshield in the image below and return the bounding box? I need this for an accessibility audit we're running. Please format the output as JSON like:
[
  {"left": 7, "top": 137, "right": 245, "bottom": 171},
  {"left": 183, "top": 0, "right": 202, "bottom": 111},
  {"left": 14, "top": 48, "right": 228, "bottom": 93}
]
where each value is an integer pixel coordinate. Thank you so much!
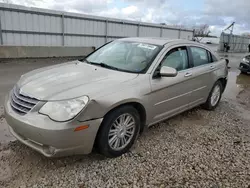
[{"left": 85, "top": 41, "right": 162, "bottom": 73}]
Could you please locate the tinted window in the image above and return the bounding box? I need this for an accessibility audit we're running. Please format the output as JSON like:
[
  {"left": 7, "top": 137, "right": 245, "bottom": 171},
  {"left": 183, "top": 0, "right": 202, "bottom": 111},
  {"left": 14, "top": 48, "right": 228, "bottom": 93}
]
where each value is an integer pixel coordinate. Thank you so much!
[
  {"left": 207, "top": 51, "right": 212, "bottom": 62},
  {"left": 207, "top": 50, "right": 218, "bottom": 63},
  {"left": 161, "top": 47, "right": 188, "bottom": 71},
  {"left": 190, "top": 47, "right": 209, "bottom": 67},
  {"left": 211, "top": 53, "right": 218, "bottom": 62}
]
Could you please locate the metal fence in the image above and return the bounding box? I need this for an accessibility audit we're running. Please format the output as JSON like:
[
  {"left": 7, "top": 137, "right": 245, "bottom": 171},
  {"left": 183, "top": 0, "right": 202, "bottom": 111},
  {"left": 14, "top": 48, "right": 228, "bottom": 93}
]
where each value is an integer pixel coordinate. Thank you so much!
[
  {"left": 218, "top": 32, "right": 250, "bottom": 52},
  {"left": 0, "top": 3, "right": 194, "bottom": 48}
]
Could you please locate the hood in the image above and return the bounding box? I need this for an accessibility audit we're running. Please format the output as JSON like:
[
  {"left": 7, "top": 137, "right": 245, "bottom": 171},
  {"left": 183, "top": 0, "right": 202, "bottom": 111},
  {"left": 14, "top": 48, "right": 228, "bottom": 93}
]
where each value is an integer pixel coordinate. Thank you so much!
[{"left": 18, "top": 61, "right": 138, "bottom": 100}]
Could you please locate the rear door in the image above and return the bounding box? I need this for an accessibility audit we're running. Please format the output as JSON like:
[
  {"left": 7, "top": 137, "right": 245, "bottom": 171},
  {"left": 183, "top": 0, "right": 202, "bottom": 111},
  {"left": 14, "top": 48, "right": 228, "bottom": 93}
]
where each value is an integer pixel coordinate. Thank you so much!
[{"left": 187, "top": 46, "right": 217, "bottom": 107}]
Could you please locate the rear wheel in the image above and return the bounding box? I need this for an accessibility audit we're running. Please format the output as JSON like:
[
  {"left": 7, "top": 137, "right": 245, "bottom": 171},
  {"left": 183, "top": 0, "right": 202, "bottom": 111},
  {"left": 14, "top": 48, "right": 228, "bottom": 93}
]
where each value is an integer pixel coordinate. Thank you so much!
[
  {"left": 96, "top": 106, "right": 140, "bottom": 157},
  {"left": 202, "top": 81, "right": 223, "bottom": 110}
]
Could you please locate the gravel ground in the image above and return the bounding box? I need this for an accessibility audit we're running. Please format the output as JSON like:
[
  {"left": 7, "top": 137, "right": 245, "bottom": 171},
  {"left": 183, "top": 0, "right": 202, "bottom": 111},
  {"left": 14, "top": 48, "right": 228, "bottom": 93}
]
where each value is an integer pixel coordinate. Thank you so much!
[{"left": 1, "top": 55, "right": 250, "bottom": 187}]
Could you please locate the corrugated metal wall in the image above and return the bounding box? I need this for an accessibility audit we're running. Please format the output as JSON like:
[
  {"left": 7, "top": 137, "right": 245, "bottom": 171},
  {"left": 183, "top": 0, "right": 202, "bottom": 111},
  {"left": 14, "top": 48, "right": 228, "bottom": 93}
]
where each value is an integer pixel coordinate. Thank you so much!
[
  {"left": 0, "top": 3, "right": 194, "bottom": 48},
  {"left": 218, "top": 32, "right": 250, "bottom": 52}
]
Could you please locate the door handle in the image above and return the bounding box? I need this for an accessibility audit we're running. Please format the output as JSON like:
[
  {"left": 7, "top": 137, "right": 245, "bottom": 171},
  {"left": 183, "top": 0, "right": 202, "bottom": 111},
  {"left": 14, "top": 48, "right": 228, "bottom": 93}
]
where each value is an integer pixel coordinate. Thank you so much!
[
  {"left": 210, "top": 65, "right": 215, "bottom": 70},
  {"left": 184, "top": 72, "right": 192, "bottom": 77}
]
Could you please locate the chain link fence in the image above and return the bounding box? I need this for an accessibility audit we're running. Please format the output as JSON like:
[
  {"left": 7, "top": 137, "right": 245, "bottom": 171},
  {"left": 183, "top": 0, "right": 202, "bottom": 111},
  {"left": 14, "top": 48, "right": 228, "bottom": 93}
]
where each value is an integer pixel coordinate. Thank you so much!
[{"left": 218, "top": 32, "right": 250, "bottom": 52}]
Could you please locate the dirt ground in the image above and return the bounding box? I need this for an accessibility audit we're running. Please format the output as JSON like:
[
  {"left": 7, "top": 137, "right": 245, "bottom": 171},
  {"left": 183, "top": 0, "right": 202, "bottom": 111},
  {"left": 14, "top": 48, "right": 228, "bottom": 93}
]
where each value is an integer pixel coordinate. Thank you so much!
[{"left": 0, "top": 53, "right": 250, "bottom": 187}]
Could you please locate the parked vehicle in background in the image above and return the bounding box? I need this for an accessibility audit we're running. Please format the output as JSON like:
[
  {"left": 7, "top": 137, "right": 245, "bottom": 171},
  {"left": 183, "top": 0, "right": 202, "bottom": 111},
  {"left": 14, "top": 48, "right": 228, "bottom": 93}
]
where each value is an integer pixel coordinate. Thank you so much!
[
  {"left": 239, "top": 55, "right": 250, "bottom": 74},
  {"left": 4, "top": 38, "right": 228, "bottom": 158}
]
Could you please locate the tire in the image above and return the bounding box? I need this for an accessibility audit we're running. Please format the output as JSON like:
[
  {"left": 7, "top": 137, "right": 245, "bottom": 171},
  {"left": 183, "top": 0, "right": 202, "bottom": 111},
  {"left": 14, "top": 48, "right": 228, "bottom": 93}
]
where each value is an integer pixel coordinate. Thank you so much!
[
  {"left": 202, "top": 81, "right": 223, "bottom": 110},
  {"left": 96, "top": 105, "right": 140, "bottom": 158},
  {"left": 241, "top": 71, "right": 250, "bottom": 75}
]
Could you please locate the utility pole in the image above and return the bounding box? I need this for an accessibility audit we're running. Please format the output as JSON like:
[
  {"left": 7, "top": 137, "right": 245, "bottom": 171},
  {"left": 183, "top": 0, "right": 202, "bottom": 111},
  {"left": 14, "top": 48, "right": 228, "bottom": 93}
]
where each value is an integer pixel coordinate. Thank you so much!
[{"left": 223, "top": 22, "right": 235, "bottom": 45}]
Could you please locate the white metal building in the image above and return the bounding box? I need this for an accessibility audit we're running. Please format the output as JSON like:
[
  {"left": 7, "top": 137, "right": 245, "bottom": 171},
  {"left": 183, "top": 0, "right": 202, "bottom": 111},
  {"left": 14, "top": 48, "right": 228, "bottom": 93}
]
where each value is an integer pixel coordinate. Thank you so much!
[{"left": 0, "top": 3, "right": 194, "bottom": 48}]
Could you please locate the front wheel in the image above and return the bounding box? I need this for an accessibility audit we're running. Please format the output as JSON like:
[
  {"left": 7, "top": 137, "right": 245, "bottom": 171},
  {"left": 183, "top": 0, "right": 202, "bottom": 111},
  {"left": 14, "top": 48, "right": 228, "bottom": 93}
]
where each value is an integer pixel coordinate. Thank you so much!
[
  {"left": 202, "top": 81, "right": 223, "bottom": 110},
  {"left": 96, "top": 106, "right": 140, "bottom": 157}
]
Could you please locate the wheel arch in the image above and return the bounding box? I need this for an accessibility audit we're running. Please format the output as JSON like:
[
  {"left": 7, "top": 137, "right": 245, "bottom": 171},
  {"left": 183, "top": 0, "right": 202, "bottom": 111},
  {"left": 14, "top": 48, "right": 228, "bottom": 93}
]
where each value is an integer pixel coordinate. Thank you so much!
[
  {"left": 94, "top": 100, "right": 147, "bottom": 140},
  {"left": 217, "top": 77, "right": 227, "bottom": 93},
  {"left": 104, "top": 101, "right": 147, "bottom": 132},
  {"left": 94, "top": 100, "right": 147, "bottom": 150}
]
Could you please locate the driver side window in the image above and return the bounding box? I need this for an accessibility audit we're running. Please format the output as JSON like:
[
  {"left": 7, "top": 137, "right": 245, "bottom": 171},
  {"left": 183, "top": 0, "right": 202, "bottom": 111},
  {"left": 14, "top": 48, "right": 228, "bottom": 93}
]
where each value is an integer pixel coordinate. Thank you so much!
[{"left": 161, "top": 47, "right": 188, "bottom": 71}]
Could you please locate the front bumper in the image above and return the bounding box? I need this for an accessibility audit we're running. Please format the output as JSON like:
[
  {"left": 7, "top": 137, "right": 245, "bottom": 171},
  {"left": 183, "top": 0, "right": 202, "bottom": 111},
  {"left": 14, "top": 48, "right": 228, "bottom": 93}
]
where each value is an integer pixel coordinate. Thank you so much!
[
  {"left": 4, "top": 96, "right": 102, "bottom": 157},
  {"left": 239, "top": 62, "right": 250, "bottom": 73}
]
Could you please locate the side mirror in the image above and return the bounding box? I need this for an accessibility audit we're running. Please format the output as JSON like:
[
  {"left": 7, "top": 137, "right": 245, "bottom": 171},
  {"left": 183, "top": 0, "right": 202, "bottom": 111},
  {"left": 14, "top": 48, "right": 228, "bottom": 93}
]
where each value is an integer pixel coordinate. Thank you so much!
[{"left": 160, "top": 66, "right": 177, "bottom": 77}]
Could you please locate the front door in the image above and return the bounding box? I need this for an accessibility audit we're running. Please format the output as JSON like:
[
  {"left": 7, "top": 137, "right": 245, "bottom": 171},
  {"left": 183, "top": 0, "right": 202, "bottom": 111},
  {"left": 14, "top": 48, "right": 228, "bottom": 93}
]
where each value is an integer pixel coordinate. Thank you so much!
[{"left": 149, "top": 46, "right": 195, "bottom": 124}]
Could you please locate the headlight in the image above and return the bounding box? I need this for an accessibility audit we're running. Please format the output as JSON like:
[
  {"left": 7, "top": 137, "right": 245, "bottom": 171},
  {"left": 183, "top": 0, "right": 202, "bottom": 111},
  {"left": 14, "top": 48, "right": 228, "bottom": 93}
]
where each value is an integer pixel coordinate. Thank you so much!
[
  {"left": 242, "top": 58, "right": 249, "bottom": 63},
  {"left": 39, "top": 96, "right": 89, "bottom": 122}
]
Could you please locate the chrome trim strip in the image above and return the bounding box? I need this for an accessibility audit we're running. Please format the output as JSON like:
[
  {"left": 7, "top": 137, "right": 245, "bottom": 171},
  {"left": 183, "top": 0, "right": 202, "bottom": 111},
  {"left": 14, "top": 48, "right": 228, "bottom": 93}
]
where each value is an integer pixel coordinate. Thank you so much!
[
  {"left": 189, "top": 98, "right": 204, "bottom": 105},
  {"left": 13, "top": 88, "right": 38, "bottom": 104},
  {"left": 11, "top": 93, "right": 33, "bottom": 109},
  {"left": 10, "top": 99, "right": 28, "bottom": 113},
  {"left": 154, "top": 103, "right": 189, "bottom": 119},
  {"left": 10, "top": 86, "right": 39, "bottom": 115},
  {"left": 192, "top": 86, "right": 207, "bottom": 92},
  {"left": 154, "top": 91, "right": 192, "bottom": 106},
  {"left": 151, "top": 98, "right": 204, "bottom": 125},
  {"left": 154, "top": 86, "right": 207, "bottom": 106}
]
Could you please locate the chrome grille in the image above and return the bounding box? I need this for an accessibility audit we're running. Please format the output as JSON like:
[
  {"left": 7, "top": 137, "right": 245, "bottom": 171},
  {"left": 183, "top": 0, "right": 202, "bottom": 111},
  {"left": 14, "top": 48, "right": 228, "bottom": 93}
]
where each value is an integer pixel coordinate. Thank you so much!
[{"left": 10, "top": 87, "right": 39, "bottom": 115}]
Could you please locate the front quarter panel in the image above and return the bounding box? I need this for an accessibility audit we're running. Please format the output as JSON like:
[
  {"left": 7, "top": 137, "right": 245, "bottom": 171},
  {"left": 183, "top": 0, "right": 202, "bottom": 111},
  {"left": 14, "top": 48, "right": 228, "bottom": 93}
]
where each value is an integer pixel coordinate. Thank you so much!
[{"left": 77, "top": 74, "right": 152, "bottom": 122}]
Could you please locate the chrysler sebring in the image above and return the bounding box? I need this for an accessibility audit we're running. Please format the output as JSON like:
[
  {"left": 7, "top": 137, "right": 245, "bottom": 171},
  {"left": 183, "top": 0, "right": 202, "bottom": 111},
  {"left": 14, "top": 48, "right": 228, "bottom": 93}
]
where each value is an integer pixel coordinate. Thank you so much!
[{"left": 4, "top": 38, "right": 228, "bottom": 157}]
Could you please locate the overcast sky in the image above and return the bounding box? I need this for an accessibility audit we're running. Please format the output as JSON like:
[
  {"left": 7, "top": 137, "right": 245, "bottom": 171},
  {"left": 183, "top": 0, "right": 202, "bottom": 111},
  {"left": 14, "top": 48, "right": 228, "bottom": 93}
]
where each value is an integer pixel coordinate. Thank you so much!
[{"left": 1, "top": 0, "right": 250, "bottom": 36}]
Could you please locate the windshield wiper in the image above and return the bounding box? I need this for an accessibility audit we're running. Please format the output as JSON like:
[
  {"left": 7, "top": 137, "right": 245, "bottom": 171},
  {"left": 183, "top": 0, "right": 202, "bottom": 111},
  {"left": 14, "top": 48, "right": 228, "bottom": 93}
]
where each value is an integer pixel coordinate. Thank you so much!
[
  {"left": 81, "top": 60, "right": 136, "bottom": 73},
  {"left": 79, "top": 59, "right": 118, "bottom": 70},
  {"left": 79, "top": 58, "right": 91, "bottom": 64},
  {"left": 89, "top": 62, "right": 120, "bottom": 70}
]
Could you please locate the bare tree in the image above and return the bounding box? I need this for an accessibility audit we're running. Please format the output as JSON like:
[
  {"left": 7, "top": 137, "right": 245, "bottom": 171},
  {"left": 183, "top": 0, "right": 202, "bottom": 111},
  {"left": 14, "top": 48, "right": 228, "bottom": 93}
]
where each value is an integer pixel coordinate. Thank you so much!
[{"left": 193, "top": 24, "right": 211, "bottom": 37}]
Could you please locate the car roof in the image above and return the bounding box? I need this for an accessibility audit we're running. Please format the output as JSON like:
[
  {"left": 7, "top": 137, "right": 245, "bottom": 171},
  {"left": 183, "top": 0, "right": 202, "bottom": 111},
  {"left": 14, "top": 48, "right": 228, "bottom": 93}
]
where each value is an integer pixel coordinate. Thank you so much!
[
  {"left": 117, "top": 37, "right": 196, "bottom": 46},
  {"left": 117, "top": 37, "right": 215, "bottom": 54}
]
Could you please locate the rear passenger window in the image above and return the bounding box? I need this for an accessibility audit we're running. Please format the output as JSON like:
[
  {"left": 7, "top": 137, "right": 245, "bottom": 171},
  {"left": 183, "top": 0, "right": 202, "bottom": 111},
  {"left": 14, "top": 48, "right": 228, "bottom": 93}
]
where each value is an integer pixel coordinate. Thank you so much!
[
  {"left": 190, "top": 47, "right": 209, "bottom": 67},
  {"left": 207, "top": 51, "right": 218, "bottom": 63},
  {"left": 211, "top": 54, "right": 218, "bottom": 62}
]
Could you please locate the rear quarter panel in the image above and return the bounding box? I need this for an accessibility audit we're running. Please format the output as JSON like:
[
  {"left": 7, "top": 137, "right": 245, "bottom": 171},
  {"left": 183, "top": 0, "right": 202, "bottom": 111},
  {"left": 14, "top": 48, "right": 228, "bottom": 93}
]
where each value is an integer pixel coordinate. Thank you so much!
[
  {"left": 214, "top": 59, "right": 228, "bottom": 81},
  {"left": 204, "top": 58, "right": 228, "bottom": 99}
]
